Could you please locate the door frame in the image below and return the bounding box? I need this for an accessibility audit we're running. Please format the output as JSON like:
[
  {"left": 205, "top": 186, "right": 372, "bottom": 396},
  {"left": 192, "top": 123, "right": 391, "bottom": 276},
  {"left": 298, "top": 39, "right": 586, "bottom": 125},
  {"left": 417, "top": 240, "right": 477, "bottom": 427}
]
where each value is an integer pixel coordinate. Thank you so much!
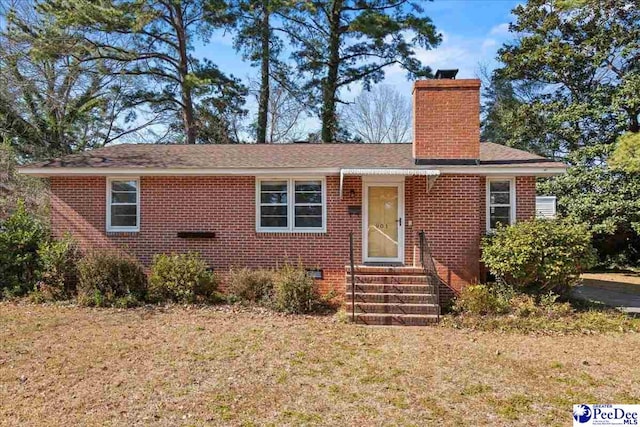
[{"left": 362, "top": 176, "right": 405, "bottom": 264}]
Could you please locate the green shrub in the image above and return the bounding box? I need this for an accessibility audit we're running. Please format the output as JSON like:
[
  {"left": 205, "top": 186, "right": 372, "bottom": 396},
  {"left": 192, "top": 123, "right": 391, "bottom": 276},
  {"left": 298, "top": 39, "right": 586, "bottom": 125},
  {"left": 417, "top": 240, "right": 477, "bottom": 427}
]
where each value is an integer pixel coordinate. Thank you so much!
[
  {"left": 35, "top": 236, "right": 81, "bottom": 301},
  {"left": 227, "top": 267, "right": 274, "bottom": 302},
  {"left": 0, "top": 201, "right": 47, "bottom": 297},
  {"left": 77, "top": 250, "right": 147, "bottom": 306},
  {"left": 453, "top": 284, "right": 511, "bottom": 315},
  {"left": 271, "top": 263, "right": 319, "bottom": 314},
  {"left": 481, "top": 219, "right": 596, "bottom": 295},
  {"left": 148, "top": 252, "right": 217, "bottom": 303}
]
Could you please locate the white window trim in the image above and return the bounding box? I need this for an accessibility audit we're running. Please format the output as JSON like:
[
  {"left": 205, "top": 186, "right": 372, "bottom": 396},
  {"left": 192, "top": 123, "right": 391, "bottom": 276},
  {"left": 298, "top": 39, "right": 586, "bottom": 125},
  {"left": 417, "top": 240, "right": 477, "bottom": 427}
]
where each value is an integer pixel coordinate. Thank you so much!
[
  {"left": 106, "top": 176, "right": 140, "bottom": 233},
  {"left": 255, "top": 177, "right": 327, "bottom": 233},
  {"left": 486, "top": 177, "right": 516, "bottom": 232}
]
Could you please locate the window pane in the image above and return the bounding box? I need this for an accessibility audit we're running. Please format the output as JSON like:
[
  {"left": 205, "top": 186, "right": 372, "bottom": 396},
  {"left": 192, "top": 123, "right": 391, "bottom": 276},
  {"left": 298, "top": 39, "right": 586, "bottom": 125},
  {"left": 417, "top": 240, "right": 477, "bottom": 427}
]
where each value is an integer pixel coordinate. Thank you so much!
[
  {"left": 260, "top": 201, "right": 287, "bottom": 228},
  {"left": 490, "top": 192, "right": 510, "bottom": 205},
  {"left": 111, "top": 205, "right": 137, "bottom": 227},
  {"left": 261, "top": 192, "right": 287, "bottom": 204},
  {"left": 261, "top": 205, "right": 287, "bottom": 216},
  {"left": 112, "top": 192, "right": 137, "bottom": 204},
  {"left": 295, "top": 206, "right": 322, "bottom": 217},
  {"left": 260, "top": 216, "right": 287, "bottom": 227},
  {"left": 295, "top": 181, "right": 321, "bottom": 192},
  {"left": 490, "top": 206, "right": 511, "bottom": 228},
  {"left": 261, "top": 181, "right": 287, "bottom": 192},
  {"left": 295, "top": 216, "right": 322, "bottom": 228},
  {"left": 295, "top": 206, "right": 322, "bottom": 228},
  {"left": 490, "top": 181, "right": 510, "bottom": 192},
  {"left": 112, "top": 181, "right": 137, "bottom": 192},
  {"left": 295, "top": 192, "right": 321, "bottom": 204}
]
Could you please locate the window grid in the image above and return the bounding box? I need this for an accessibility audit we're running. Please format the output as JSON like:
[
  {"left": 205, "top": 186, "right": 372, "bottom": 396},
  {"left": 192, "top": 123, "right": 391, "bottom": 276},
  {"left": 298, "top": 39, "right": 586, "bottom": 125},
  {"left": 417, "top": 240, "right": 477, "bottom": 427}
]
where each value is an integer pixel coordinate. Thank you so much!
[
  {"left": 294, "top": 181, "right": 323, "bottom": 228},
  {"left": 259, "top": 181, "right": 288, "bottom": 229},
  {"left": 257, "top": 178, "right": 325, "bottom": 232},
  {"left": 107, "top": 178, "right": 139, "bottom": 232},
  {"left": 487, "top": 178, "right": 514, "bottom": 231}
]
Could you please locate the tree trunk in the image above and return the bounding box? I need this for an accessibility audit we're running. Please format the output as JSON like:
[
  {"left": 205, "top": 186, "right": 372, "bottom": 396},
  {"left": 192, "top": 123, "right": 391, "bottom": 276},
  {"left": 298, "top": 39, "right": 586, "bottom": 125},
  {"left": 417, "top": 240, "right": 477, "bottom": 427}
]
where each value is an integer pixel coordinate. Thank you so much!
[
  {"left": 174, "top": 4, "right": 197, "bottom": 144},
  {"left": 256, "top": 0, "right": 270, "bottom": 144},
  {"left": 321, "top": 0, "right": 342, "bottom": 143},
  {"left": 630, "top": 112, "right": 639, "bottom": 133}
]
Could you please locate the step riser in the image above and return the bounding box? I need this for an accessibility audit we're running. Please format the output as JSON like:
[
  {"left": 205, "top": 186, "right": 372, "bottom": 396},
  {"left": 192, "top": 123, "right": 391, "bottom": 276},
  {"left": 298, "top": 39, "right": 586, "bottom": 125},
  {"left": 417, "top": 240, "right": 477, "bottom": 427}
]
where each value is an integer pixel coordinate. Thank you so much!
[
  {"left": 346, "top": 267, "right": 425, "bottom": 275},
  {"left": 346, "top": 284, "right": 435, "bottom": 294},
  {"left": 346, "top": 294, "right": 437, "bottom": 304},
  {"left": 353, "top": 305, "right": 439, "bottom": 315},
  {"left": 352, "top": 276, "right": 428, "bottom": 284},
  {"left": 353, "top": 315, "right": 438, "bottom": 326},
  {"left": 344, "top": 267, "right": 440, "bottom": 325}
]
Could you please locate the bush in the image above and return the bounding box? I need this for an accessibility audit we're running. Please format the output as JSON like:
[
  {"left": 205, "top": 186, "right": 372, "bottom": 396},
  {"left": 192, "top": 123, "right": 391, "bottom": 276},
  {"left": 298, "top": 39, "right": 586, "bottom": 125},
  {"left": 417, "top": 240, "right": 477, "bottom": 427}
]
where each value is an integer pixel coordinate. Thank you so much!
[
  {"left": 481, "top": 219, "right": 596, "bottom": 295},
  {"left": 77, "top": 250, "right": 147, "bottom": 307},
  {"left": 270, "top": 263, "right": 319, "bottom": 314},
  {"left": 227, "top": 267, "right": 274, "bottom": 302},
  {"left": 35, "top": 236, "right": 81, "bottom": 301},
  {"left": 453, "top": 284, "right": 511, "bottom": 315},
  {"left": 0, "top": 201, "right": 47, "bottom": 297},
  {"left": 148, "top": 252, "right": 217, "bottom": 303},
  {"left": 454, "top": 283, "right": 576, "bottom": 319}
]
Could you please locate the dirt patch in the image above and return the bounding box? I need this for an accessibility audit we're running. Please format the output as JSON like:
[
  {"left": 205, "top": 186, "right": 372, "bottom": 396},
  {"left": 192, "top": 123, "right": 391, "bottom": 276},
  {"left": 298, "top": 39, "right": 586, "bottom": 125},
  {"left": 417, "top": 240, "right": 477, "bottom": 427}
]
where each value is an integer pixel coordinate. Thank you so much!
[
  {"left": 582, "top": 272, "right": 640, "bottom": 294},
  {"left": 1, "top": 303, "right": 639, "bottom": 426}
]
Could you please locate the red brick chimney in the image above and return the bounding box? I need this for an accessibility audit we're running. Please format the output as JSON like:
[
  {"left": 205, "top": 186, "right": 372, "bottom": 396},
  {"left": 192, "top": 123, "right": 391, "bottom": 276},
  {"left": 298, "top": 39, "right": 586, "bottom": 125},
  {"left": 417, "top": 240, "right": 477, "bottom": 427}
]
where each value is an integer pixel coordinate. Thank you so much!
[{"left": 412, "top": 75, "right": 481, "bottom": 163}]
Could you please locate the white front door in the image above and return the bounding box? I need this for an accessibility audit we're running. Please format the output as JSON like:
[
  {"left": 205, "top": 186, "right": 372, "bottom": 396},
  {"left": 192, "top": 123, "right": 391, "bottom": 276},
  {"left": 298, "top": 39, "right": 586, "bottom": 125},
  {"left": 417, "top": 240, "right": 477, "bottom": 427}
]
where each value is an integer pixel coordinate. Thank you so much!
[{"left": 363, "top": 180, "right": 404, "bottom": 263}]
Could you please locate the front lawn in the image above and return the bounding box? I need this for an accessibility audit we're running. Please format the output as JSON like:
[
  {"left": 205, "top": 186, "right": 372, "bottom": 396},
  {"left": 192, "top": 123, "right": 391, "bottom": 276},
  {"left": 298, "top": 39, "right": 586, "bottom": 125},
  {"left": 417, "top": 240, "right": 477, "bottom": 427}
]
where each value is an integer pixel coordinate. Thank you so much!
[{"left": 1, "top": 303, "right": 639, "bottom": 426}]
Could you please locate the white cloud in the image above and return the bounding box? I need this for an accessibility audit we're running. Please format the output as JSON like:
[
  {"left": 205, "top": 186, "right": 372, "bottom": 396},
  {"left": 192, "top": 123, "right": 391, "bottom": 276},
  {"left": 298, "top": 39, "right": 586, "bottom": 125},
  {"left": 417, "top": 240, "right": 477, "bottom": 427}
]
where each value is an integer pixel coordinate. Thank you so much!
[
  {"left": 490, "top": 22, "right": 511, "bottom": 36},
  {"left": 482, "top": 38, "right": 498, "bottom": 51}
]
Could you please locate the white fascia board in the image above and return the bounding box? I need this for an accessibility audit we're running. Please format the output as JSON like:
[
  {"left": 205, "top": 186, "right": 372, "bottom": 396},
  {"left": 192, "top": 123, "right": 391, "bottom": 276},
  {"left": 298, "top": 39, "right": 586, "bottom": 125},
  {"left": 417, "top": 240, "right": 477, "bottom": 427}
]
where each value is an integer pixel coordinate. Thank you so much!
[
  {"left": 17, "top": 167, "right": 343, "bottom": 177},
  {"left": 18, "top": 165, "right": 567, "bottom": 177},
  {"left": 433, "top": 166, "right": 567, "bottom": 176}
]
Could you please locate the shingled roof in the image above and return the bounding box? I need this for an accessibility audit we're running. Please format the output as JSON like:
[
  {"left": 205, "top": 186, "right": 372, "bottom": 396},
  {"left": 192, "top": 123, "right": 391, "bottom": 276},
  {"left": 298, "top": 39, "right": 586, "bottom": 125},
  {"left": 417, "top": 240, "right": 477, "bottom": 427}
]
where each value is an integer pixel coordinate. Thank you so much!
[{"left": 19, "top": 142, "right": 563, "bottom": 174}]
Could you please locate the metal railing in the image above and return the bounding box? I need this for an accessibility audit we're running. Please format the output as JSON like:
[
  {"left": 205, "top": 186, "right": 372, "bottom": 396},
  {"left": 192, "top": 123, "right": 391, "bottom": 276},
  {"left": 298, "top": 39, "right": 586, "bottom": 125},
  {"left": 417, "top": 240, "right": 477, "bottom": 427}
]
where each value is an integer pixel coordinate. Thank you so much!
[
  {"left": 418, "top": 230, "right": 441, "bottom": 321},
  {"left": 349, "top": 231, "right": 356, "bottom": 322}
]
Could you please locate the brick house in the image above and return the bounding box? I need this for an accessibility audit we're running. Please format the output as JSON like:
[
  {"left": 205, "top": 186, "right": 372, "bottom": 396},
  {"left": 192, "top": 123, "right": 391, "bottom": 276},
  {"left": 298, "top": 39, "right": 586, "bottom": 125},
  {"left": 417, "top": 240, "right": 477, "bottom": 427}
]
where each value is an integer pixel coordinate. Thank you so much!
[{"left": 19, "top": 76, "right": 565, "bottom": 325}]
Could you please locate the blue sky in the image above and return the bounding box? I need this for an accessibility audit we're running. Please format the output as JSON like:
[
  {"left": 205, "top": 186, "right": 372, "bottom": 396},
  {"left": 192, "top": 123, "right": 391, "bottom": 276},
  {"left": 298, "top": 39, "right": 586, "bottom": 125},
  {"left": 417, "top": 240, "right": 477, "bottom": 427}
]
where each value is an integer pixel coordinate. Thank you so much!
[{"left": 196, "top": 0, "right": 522, "bottom": 134}]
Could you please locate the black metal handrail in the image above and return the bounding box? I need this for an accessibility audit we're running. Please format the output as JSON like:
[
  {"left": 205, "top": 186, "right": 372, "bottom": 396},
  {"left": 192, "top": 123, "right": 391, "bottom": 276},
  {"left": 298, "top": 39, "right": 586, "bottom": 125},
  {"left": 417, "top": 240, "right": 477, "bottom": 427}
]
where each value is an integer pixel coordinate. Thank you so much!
[
  {"left": 349, "top": 231, "right": 356, "bottom": 322},
  {"left": 418, "top": 230, "right": 441, "bottom": 321}
]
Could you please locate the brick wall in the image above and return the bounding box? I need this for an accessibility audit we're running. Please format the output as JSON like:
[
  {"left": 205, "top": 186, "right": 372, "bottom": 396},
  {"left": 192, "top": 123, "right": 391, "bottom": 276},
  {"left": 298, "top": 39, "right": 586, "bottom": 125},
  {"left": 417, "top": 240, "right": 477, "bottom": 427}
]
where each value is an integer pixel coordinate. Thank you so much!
[
  {"left": 412, "top": 79, "right": 481, "bottom": 160},
  {"left": 50, "top": 173, "right": 538, "bottom": 298},
  {"left": 51, "top": 175, "right": 363, "bottom": 295},
  {"left": 409, "top": 175, "right": 482, "bottom": 293},
  {"left": 516, "top": 176, "right": 536, "bottom": 220}
]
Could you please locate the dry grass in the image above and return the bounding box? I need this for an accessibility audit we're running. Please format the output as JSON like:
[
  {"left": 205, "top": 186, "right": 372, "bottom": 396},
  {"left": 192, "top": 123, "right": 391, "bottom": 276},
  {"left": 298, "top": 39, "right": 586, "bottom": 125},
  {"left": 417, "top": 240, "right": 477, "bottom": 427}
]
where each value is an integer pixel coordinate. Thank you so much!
[{"left": 1, "top": 303, "right": 640, "bottom": 426}]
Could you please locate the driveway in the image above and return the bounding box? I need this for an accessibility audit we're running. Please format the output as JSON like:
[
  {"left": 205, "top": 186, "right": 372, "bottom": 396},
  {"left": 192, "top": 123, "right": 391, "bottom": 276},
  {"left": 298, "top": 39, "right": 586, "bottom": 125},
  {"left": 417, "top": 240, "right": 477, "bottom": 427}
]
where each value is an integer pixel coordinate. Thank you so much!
[{"left": 573, "top": 272, "right": 640, "bottom": 314}]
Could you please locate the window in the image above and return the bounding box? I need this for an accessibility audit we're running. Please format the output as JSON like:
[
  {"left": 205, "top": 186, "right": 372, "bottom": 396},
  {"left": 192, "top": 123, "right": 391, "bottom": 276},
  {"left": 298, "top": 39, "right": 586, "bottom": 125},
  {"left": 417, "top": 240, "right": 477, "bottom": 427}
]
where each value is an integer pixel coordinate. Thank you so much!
[
  {"left": 486, "top": 178, "right": 515, "bottom": 231},
  {"left": 107, "top": 178, "right": 139, "bottom": 232},
  {"left": 259, "top": 180, "right": 288, "bottom": 228},
  {"left": 257, "top": 178, "right": 326, "bottom": 232}
]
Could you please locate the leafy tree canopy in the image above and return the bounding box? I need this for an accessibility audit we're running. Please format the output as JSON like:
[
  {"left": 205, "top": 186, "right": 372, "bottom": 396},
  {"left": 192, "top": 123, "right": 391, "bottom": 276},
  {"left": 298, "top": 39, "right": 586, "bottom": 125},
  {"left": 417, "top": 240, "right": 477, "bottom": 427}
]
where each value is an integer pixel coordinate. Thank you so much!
[
  {"left": 485, "top": 0, "right": 640, "bottom": 265},
  {"left": 538, "top": 145, "right": 640, "bottom": 265},
  {"left": 610, "top": 132, "right": 640, "bottom": 173},
  {"left": 493, "top": 0, "right": 640, "bottom": 160}
]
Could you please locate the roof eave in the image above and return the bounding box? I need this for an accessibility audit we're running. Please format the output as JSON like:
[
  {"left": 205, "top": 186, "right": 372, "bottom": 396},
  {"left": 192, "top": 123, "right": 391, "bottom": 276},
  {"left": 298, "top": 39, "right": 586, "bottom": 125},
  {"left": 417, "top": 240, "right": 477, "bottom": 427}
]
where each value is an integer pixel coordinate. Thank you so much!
[{"left": 18, "top": 164, "right": 567, "bottom": 177}]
